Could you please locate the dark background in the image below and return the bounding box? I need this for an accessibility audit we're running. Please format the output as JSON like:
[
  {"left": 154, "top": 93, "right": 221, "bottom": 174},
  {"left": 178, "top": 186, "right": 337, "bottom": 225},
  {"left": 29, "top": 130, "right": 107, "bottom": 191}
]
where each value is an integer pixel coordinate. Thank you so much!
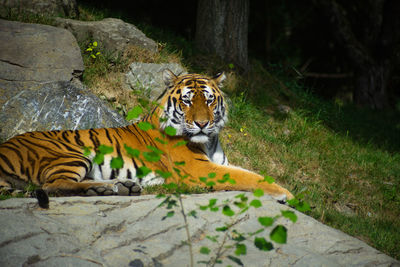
[{"left": 80, "top": 0, "right": 400, "bottom": 108}]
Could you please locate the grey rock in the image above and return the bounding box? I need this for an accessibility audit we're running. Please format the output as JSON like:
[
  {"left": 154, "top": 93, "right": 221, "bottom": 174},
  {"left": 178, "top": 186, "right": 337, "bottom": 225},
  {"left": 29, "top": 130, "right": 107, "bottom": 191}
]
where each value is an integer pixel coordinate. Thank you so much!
[
  {"left": 125, "top": 63, "right": 187, "bottom": 101},
  {"left": 0, "top": 19, "right": 84, "bottom": 84},
  {"left": 0, "top": 0, "right": 79, "bottom": 18},
  {"left": 54, "top": 17, "right": 158, "bottom": 55},
  {"left": 0, "top": 81, "right": 127, "bottom": 142},
  {"left": 0, "top": 192, "right": 398, "bottom": 267}
]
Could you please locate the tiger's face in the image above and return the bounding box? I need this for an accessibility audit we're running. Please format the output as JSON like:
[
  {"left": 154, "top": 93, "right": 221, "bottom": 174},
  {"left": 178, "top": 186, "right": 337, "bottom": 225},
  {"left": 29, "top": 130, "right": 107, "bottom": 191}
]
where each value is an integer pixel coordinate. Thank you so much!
[{"left": 160, "top": 70, "right": 227, "bottom": 144}]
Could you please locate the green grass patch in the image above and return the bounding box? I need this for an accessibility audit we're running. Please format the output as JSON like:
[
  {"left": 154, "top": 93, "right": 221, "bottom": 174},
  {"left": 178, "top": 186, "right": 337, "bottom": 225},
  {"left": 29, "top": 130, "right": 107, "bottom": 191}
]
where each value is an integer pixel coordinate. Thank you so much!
[{"left": 220, "top": 63, "right": 400, "bottom": 260}]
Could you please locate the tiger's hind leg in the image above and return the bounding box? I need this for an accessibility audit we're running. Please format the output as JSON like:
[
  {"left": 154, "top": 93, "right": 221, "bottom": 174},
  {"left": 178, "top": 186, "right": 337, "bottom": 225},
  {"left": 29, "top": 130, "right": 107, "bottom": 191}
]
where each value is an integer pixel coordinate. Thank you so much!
[
  {"left": 42, "top": 177, "right": 142, "bottom": 196},
  {"left": 42, "top": 178, "right": 117, "bottom": 196}
]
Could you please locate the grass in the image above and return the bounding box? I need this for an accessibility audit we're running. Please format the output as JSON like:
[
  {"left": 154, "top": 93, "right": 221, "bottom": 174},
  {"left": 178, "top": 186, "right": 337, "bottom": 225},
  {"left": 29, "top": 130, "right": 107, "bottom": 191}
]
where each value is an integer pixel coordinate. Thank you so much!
[
  {"left": 1, "top": 4, "right": 399, "bottom": 261},
  {"left": 219, "top": 64, "right": 400, "bottom": 259}
]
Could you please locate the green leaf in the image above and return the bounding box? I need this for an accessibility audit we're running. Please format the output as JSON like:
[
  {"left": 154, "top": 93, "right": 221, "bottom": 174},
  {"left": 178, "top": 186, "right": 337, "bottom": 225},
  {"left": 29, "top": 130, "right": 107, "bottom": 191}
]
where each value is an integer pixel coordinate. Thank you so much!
[
  {"left": 217, "top": 173, "right": 230, "bottom": 183},
  {"left": 138, "top": 121, "right": 154, "bottom": 131},
  {"left": 254, "top": 237, "right": 273, "bottom": 251},
  {"left": 155, "top": 137, "right": 167, "bottom": 144},
  {"left": 227, "top": 255, "right": 243, "bottom": 266},
  {"left": 206, "top": 181, "right": 216, "bottom": 187},
  {"left": 163, "top": 183, "right": 178, "bottom": 190},
  {"left": 91, "top": 54, "right": 96, "bottom": 59},
  {"left": 262, "top": 175, "right": 275, "bottom": 184},
  {"left": 210, "top": 206, "right": 219, "bottom": 212},
  {"left": 208, "top": 172, "right": 216, "bottom": 178},
  {"left": 270, "top": 225, "right": 287, "bottom": 244},
  {"left": 222, "top": 205, "right": 235, "bottom": 217},
  {"left": 249, "top": 199, "right": 262, "bottom": 208},
  {"left": 173, "top": 140, "right": 187, "bottom": 147},
  {"left": 155, "top": 170, "right": 172, "bottom": 179},
  {"left": 281, "top": 210, "right": 298, "bottom": 223},
  {"left": 200, "top": 246, "right": 210, "bottom": 255},
  {"left": 235, "top": 243, "right": 247, "bottom": 256},
  {"left": 199, "top": 177, "right": 207, "bottom": 183},
  {"left": 93, "top": 153, "right": 104, "bottom": 165},
  {"left": 98, "top": 145, "right": 113, "bottom": 154},
  {"left": 110, "top": 157, "right": 124, "bottom": 169},
  {"left": 174, "top": 161, "right": 185, "bottom": 166},
  {"left": 143, "top": 151, "right": 161, "bottom": 162},
  {"left": 126, "top": 106, "right": 143, "bottom": 120},
  {"left": 253, "top": 188, "right": 264, "bottom": 197},
  {"left": 206, "top": 235, "right": 218, "bottom": 243},
  {"left": 258, "top": 216, "right": 274, "bottom": 227},
  {"left": 164, "top": 126, "right": 177, "bottom": 136},
  {"left": 216, "top": 226, "right": 228, "bottom": 232},
  {"left": 188, "top": 210, "right": 197, "bottom": 218},
  {"left": 288, "top": 198, "right": 311, "bottom": 212},
  {"left": 86, "top": 47, "right": 93, "bottom": 52},
  {"left": 209, "top": 198, "right": 217, "bottom": 207},
  {"left": 146, "top": 145, "right": 164, "bottom": 155},
  {"left": 136, "top": 166, "right": 151, "bottom": 178},
  {"left": 228, "top": 178, "right": 236, "bottom": 184},
  {"left": 93, "top": 41, "right": 98, "bottom": 47},
  {"left": 83, "top": 146, "right": 92, "bottom": 157},
  {"left": 124, "top": 144, "right": 140, "bottom": 158},
  {"left": 162, "top": 211, "right": 175, "bottom": 220}
]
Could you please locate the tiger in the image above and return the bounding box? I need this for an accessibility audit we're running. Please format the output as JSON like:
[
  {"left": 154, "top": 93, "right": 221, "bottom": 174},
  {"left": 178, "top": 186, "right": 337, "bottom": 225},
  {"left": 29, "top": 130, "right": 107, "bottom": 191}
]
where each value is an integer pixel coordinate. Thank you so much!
[{"left": 0, "top": 69, "right": 294, "bottom": 203}]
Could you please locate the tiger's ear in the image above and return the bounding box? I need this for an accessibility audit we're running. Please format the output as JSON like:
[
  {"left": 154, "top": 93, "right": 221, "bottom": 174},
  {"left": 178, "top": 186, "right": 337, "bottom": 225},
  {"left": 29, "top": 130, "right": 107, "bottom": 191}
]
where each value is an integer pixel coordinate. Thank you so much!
[
  {"left": 163, "top": 69, "right": 177, "bottom": 86},
  {"left": 213, "top": 72, "right": 226, "bottom": 87}
]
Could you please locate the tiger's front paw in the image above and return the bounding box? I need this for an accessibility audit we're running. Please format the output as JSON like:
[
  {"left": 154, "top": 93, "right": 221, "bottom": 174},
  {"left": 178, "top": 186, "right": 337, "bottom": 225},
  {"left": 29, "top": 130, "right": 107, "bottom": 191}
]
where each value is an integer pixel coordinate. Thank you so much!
[
  {"left": 85, "top": 185, "right": 115, "bottom": 196},
  {"left": 113, "top": 180, "right": 141, "bottom": 196}
]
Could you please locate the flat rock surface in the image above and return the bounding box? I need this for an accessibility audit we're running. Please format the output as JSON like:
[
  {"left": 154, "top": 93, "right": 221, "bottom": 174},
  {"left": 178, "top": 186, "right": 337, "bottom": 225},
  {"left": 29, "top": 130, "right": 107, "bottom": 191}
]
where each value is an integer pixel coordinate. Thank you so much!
[
  {"left": 0, "top": 192, "right": 398, "bottom": 267},
  {"left": 55, "top": 17, "right": 158, "bottom": 54},
  {"left": 0, "top": 19, "right": 83, "bottom": 83}
]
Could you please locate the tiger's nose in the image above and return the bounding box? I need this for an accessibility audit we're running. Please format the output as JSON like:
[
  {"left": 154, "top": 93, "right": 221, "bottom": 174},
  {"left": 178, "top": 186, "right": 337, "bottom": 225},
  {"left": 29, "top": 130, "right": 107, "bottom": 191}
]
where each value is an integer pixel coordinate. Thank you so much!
[{"left": 194, "top": 121, "right": 208, "bottom": 129}]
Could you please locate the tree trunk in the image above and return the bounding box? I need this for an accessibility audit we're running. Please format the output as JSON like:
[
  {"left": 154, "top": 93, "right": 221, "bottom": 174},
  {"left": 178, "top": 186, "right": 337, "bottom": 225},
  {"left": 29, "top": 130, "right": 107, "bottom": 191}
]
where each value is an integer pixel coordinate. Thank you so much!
[
  {"left": 354, "top": 64, "right": 390, "bottom": 109},
  {"left": 195, "top": 0, "right": 249, "bottom": 72},
  {"left": 315, "top": 0, "right": 400, "bottom": 109}
]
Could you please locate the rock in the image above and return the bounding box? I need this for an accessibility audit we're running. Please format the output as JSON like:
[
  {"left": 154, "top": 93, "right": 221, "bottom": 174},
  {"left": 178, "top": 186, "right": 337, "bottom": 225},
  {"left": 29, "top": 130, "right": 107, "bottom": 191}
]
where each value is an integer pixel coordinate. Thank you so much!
[
  {"left": 0, "top": 192, "right": 398, "bottom": 266},
  {"left": 0, "top": 81, "right": 127, "bottom": 143},
  {"left": 125, "top": 62, "right": 187, "bottom": 101},
  {"left": 0, "top": 0, "right": 79, "bottom": 18},
  {"left": 54, "top": 17, "right": 158, "bottom": 55},
  {"left": 0, "top": 19, "right": 84, "bottom": 84}
]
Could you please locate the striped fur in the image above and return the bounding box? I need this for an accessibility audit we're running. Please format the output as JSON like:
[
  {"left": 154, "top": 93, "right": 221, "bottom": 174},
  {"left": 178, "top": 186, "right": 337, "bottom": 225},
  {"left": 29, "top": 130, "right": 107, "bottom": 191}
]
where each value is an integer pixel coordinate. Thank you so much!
[{"left": 0, "top": 70, "right": 293, "bottom": 200}]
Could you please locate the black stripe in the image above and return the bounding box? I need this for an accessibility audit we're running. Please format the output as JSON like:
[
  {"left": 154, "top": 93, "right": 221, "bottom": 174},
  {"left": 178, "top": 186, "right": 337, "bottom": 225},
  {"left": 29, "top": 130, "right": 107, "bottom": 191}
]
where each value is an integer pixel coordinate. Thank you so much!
[
  {"left": 127, "top": 169, "right": 132, "bottom": 179},
  {"left": 89, "top": 129, "right": 100, "bottom": 148},
  {"left": 110, "top": 169, "right": 116, "bottom": 180},
  {"left": 0, "top": 143, "right": 23, "bottom": 159},
  {"left": 195, "top": 158, "right": 209, "bottom": 162},
  {"left": 0, "top": 153, "right": 16, "bottom": 172},
  {"left": 105, "top": 128, "right": 113, "bottom": 144},
  {"left": 47, "top": 169, "right": 81, "bottom": 181},
  {"left": 62, "top": 131, "right": 70, "bottom": 143},
  {"left": 74, "top": 130, "right": 85, "bottom": 147},
  {"left": 40, "top": 131, "right": 52, "bottom": 139}
]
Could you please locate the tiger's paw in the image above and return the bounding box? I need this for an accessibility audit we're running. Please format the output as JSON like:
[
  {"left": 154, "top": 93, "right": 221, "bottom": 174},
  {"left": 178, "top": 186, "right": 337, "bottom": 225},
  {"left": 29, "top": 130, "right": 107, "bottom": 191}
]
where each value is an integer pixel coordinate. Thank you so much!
[
  {"left": 85, "top": 185, "right": 115, "bottom": 196},
  {"left": 113, "top": 180, "right": 141, "bottom": 196}
]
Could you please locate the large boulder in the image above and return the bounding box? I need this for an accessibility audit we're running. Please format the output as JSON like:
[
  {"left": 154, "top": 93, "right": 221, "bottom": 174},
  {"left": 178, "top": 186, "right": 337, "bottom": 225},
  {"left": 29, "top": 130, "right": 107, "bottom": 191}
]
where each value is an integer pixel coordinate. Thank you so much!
[
  {"left": 0, "top": 81, "right": 127, "bottom": 143},
  {"left": 0, "top": 0, "right": 79, "bottom": 19},
  {"left": 125, "top": 62, "right": 186, "bottom": 101},
  {"left": 0, "top": 19, "right": 84, "bottom": 84},
  {"left": 0, "top": 192, "right": 398, "bottom": 266},
  {"left": 54, "top": 17, "right": 158, "bottom": 55}
]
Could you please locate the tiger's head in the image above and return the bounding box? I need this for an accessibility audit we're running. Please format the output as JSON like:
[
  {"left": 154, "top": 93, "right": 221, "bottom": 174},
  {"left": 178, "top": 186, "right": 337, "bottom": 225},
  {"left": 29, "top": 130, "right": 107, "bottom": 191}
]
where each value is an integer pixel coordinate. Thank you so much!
[{"left": 159, "top": 69, "right": 227, "bottom": 144}]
